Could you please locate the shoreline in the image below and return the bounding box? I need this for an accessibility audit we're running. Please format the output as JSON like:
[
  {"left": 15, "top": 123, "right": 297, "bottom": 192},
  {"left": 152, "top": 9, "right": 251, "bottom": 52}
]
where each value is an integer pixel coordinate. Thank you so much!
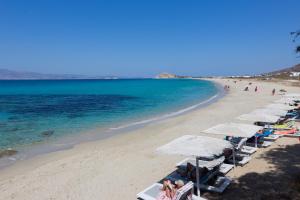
[
  {"left": 0, "top": 79, "right": 224, "bottom": 169},
  {"left": 0, "top": 78, "right": 299, "bottom": 200}
]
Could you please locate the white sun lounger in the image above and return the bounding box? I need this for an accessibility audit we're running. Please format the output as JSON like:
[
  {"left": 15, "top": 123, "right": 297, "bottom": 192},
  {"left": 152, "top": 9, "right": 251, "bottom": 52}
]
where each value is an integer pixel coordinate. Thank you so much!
[
  {"left": 167, "top": 163, "right": 231, "bottom": 194},
  {"left": 232, "top": 137, "right": 257, "bottom": 154},
  {"left": 228, "top": 153, "right": 251, "bottom": 166},
  {"left": 136, "top": 181, "right": 206, "bottom": 200},
  {"left": 226, "top": 138, "right": 253, "bottom": 165},
  {"left": 261, "top": 141, "right": 273, "bottom": 147},
  {"left": 219, "top": 163, "right": 234, "bottom": 174},
  {"left": 166, "top": 171, "right": 231, "bottom": 194},
  {"left": 264, "top": 134, "right": 280, "bottom": 141},
  {"left": 246, "top": 140, "right": 274, "bottom": 148},
  {"left": 241, "top": 146, "right": 257, "bottom": 155},
  {"left": 176, "top": 157, "right": 234, "bottom": 175},
  {"left": 200, "top": 176, "right": 232, "bottom": 193}
]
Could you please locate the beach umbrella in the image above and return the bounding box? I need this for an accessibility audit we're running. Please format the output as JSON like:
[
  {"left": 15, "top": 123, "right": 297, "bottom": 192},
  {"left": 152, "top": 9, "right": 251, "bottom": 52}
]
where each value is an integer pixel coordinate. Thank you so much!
[
  {"left": 265, "top": 103, "right": 296, "bottom": 111},
  {"left": 202, "top": 122, "right": 262, "bottom": 138},
  {"left": 202, "top": 122, "right": 262, "bottom": 148},
  {"left": 157, "top": 135, "right": 232, "bottom": 198},
  {"left": 251, "top": 108, "right": 287, "bottom": 117},
  {"left": 237, "top": 113, "right": 280, "bottom": 123}
]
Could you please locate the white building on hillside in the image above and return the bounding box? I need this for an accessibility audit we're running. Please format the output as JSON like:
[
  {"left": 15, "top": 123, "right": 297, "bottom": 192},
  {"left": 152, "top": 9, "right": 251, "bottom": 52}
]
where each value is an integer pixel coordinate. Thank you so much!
[{"left": 289, "top": 72, "right": 300, "bottom": 77}]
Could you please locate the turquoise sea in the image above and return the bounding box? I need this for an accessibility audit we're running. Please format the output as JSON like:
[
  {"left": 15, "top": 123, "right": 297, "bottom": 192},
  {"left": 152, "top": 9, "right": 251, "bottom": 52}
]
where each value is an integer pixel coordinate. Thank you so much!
[{"left": 0, "top": 79, "right": 219, "bottom": 153}]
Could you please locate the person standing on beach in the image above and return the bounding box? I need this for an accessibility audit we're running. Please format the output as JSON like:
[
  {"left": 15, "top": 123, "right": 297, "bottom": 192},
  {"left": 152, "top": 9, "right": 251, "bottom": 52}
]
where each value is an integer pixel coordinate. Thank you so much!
[
  {"left": 272, "top": 88, "right": 276, "bottom": 95},
  {"left": 255, "top": 86, "right": 258, "bottom": 92}
]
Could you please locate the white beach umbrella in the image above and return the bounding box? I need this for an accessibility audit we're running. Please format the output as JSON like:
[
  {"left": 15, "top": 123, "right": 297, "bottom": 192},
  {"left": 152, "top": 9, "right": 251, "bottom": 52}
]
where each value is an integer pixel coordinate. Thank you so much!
[
  {"left": 265, "top": 103, "right": 296, "bottom": 111},
  {"left": 202, "top": 122, "right": 262, "bottom": 149},
  {"left": 157, "top": 135, "right": 232, "bottom": 159},
  {"left": 251, "top": 108, "right": 287, "bottom": 117},
  {"left": 237, "top": 113, "right": 280, "bottom": 123},
  {"left": 202, "top": 122, "right": 262, "bottom": 138},
  {"left": 157, "top": 135, "right": 232, "bottom": 197}
]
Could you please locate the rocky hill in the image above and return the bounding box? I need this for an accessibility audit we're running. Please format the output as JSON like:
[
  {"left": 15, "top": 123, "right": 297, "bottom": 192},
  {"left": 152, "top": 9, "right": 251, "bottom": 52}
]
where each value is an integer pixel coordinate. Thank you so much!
[
  {"left": 155, "top": 73, "right": 177, "bottom": 79},
  {"left": 266, "top": 63, "right": 300, "bottom": 75},
  {"left": 262, "top": 63, "right": 300, "bottom": 79},
  {"left": 155, "top": 73, "right": 192, "bottom": 79}
]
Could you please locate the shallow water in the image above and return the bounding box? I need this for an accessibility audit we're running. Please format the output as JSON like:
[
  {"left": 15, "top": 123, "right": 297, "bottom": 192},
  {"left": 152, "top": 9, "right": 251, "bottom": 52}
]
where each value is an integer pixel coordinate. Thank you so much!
[{"left": 0, "top": 79, "right": 219, "bottom": 151}]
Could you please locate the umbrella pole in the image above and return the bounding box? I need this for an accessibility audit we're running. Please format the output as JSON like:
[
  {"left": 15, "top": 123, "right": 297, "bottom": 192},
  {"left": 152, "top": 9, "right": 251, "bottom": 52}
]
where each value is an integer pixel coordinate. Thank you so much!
[
  {"left": 255, "top": 136, "right": 258, "bottom": 148},
  {"left": 232, "top": 147, "right": 236, "bottom": 177},
  {"left": 196, "top": 157, "right": 201, "bottom": 197}
]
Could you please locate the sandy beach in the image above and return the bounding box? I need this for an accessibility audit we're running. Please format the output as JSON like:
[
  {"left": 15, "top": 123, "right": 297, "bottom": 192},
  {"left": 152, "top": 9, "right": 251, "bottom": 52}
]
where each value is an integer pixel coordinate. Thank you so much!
[{"left": 0, "top": 78, "right": 299, "bottom": 200}]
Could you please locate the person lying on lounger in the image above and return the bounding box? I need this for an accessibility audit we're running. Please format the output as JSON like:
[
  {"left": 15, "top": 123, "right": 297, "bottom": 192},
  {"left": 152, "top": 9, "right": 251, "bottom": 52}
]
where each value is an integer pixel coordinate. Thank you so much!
[
  {"left": 176, "top": 162, "right": 209, "bottom": 182},
  {"left": 156, "top": 179, "right": 187, "bottom": 200},
  {"left": 156, "top": 179, "right": 174, "bottom": 200}
]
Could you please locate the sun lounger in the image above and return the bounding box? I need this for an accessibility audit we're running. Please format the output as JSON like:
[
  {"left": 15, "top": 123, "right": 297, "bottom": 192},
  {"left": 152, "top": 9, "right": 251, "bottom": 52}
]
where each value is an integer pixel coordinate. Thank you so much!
[
  {"left": 241, "top": 146, "right": 257, "bottom": 155},
  {"left": 273, "top": 128, "right": 300, "bottom": 137},
  {"left": 169, "top": 158, "right": 231, "bottom": 194},
  {"left": 136, "top": 181, "right": 206, "bottom": 200},
  {"left": 176, "top": 157, "right": 234, "bottom": 175},
  {"left": 166, "top": 168, "right": 217, "bottom": 185},
  {"left": 274, "top": 129, "right": 297, "bottom": 136},
  {"left": 166, "top": 170, "right": 231, "bottom": 194},
  {"left": 268, "top": 120, "right": 297, "bottom": 130},
  {"left": 238, "top": 155, "right": 251, "bottom": 165},
  {"left": 218, "top": 163, "right": 234, "bottom": 174},
  {"left": 263, "top": 134, "right": 280, "bottom": 141},
  {"left": 255, "top": 129, "right": 280, "bottom": 141},
  {"left": 227, "top": 153, "right": 251, "bottom": 166},
  {"left": 225, "top": 137, "right": 254, "bottom": 153},
  {"left": 246, "top": 140, "right": 273, "bottom": 148},
  {"left": 224, "top": 137, "right": 253, "bottom": 165},
  {"left": 227, "top": 137, "right": 255, "bottom": 152},
  {"left": 137, "top": 183, "right": 162, "bottom": 200},
  {"left": 283, "top": 132, "right": 300, "bottom": 137},
  {"left": 261, "top": 141, "right": 273, "bottom": 147},
  {"left": 200, "top": 176, "right": 231, "bottom": 193}
]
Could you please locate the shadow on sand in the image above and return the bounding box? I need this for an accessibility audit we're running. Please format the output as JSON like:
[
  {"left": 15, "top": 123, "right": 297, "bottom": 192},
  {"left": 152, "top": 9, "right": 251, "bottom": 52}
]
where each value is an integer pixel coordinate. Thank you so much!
[{"left": 204, "top": 143, "right": 300, "bottom": 200}]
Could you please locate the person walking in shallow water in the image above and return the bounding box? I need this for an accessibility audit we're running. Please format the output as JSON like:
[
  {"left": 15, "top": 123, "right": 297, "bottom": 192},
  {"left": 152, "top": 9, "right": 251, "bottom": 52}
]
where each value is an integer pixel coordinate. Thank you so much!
[{"left": 272, "top": 88, "right": 276, "bottom": 96}]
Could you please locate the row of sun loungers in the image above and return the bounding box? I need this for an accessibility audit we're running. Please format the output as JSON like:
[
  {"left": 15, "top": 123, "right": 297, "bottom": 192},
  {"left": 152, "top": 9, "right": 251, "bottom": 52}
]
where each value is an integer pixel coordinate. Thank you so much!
[{"left": 137, "top": 93, "right": 300, "bottom": 200}]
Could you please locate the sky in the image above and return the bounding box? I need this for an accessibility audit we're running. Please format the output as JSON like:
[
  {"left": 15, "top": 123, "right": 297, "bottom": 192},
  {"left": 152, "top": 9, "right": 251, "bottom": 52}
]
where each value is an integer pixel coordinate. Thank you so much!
[{"left": 0, "top": 0, "right": 299, "bottom": 77}]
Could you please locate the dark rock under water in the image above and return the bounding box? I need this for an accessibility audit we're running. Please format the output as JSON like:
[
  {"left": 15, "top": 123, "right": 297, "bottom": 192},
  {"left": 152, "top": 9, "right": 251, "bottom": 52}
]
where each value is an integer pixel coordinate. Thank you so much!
[
  {"left": 0, "top": 148, "right": 17, "bottom": 158},
  {"left": 41, "top": 130, "right": 54, "bottom": 137}
]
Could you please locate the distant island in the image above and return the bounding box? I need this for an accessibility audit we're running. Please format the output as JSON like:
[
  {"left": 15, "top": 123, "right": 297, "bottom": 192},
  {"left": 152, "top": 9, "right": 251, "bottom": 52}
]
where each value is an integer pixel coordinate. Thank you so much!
[{"left": 0, "top": 69, "right": 118, "bottom": 80}]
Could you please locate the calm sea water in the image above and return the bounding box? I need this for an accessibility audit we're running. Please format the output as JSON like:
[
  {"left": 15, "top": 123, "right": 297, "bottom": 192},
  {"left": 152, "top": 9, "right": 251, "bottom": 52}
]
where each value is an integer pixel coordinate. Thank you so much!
[{"left": 0, "top": 79, "right": 219, "bottom": 151}]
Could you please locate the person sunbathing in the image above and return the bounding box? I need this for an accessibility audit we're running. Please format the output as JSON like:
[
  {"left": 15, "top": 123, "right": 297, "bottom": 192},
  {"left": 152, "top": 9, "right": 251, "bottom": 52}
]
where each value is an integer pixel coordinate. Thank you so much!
[
  {"left": 177, "top": 162, "right": 209, "bottom": 182},
  {"left": 274, "top": 128, "right": 298, "bottom": 135},
  {"left": 156, "top": 179, "right": 174, "bottom": 200},
  {"left": 156, "top": 179, "right": 189, "bottom": 200}
]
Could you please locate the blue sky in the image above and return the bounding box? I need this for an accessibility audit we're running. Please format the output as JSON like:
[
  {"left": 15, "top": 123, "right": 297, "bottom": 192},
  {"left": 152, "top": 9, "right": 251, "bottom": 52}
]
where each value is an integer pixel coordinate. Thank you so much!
[{"left": 0, "top": 0, "right": 299, "bottom": 77}]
